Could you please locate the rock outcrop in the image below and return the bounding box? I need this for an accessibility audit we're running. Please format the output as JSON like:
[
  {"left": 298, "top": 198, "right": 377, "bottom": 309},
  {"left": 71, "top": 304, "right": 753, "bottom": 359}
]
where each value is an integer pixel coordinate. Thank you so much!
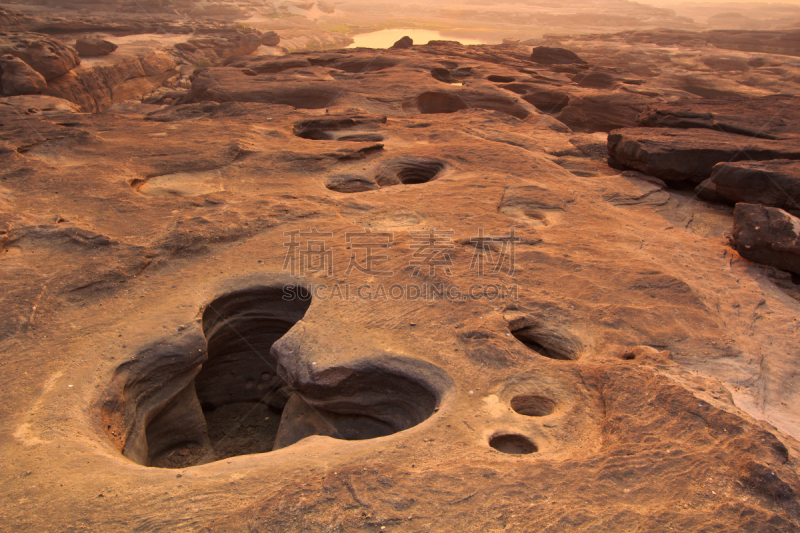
[
  {"left": 0, "top": 32, "right": 80, "bottom": 80},
  {"left": 44, "top": 50, "right": 177, "bottom": 112},
  {"left": 0, "top": 54, "right": 46, "bottom": 95}
]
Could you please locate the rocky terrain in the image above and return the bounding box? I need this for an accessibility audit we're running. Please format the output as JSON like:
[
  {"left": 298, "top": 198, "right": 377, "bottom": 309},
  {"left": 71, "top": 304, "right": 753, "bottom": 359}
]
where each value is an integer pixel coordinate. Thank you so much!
[{"left": 2, "top": 3, "right": 800, "bottom": 532}]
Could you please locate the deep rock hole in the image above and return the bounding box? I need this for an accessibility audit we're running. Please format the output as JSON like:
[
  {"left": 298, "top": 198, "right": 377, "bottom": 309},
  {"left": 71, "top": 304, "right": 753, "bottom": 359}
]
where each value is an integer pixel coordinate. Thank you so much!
[
  {"left": 510, "top": 395, "right": 555, "bottom": 417},
  {"left": 510, "top": 326, "right": 574, "bottom": 361},
  {"left": 374, "top": 157, "right": 446, "bottom": 187},
  {"left": 103, "top": 284, "right": 443, "bottom": 468},
  {"left": 490, "top": 434, "right": 537, "bottom": 455}
]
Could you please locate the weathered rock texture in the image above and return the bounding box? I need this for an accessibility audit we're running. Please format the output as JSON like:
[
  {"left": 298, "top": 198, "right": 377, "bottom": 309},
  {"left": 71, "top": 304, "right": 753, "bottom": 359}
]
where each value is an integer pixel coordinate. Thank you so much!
[
  {"left": 0, "top": 53, "right": 46, "bottom": 95},
  {"left": 1, "top": 36, "right": 800, "bottom": 533},
  {"left": 0, "top": 31, "right": 80, "bottom": 80}
]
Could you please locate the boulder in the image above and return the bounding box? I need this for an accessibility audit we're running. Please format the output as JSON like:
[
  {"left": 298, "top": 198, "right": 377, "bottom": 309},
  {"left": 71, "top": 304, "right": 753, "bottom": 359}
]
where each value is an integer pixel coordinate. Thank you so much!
[
  {"left": 733, "top": 203, "right": 800, "bottom": 275},
  {"left": 530, "top": 46, "right": 587, "bottom": 65},
  {"left": 607, "top": 128, "right": 800, "bottom": 183},
  {"left": 74, "top": 37, "right": 117, "bottom": 57},
  {"left": 0, "top": 54, "right": 46, "bottom": 96},
  {"left": 261, "top": 31, "right": 280, "bottom": 47},
  {"left": 391, "top": 36, "right": 413, "bottom": 49},
  {"left": 711, "top": 160, "right": 800, "bottom": 213},
  {"left": 0, "top": 32, "right": 80, "bottom": 81}
]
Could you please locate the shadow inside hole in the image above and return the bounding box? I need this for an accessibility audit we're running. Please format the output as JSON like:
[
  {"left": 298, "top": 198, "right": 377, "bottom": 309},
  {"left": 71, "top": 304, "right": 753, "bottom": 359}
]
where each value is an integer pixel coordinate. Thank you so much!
[
  {"left": 510, "top": 327, "right": 573, "bottom": 361},
  {"left": 431, "top": 67, "right": 457, "bottom": 83},
  {"left": 489, "top": 434, "right": 537, "bottom": 455},
  {"left": 187, "top": 286, "right": 313, "bottom": 466},
  {"left": 374, "top": 157, "right": 446, "bottom": 187},
  {"left": 510, "top": 395, "right": 555, "bottom": 417},
  {"left": 415, "top": 91, "right": 468, "bottom": 114}
]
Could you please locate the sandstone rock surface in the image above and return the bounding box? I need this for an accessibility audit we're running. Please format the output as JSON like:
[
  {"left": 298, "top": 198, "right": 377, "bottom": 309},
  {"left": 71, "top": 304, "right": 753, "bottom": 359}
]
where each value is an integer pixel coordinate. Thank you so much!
[{"left": 1, "top": 30, "right": 800, "bottom": 533}]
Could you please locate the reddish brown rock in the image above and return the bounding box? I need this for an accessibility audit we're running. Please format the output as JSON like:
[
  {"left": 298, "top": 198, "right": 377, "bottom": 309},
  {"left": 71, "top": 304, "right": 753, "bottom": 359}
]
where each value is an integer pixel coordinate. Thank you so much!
[
  {"left": 557, "top": 92, "right": 653, "bottom": 132},
  {"left": 733, "top": 203, "right": 800, "bottom": 275},
  {"left": 530, "top": 46, "right": 587, "bottom": 65},
  {"left": 391, "top": 36, "right": 413, "bottom": 49},
  {"left": 637, "top": 95, "right": 800, "bottom": 140},
  {"left": 0, "top": 54, "right": 46, "bottom": 96},
  {"left": 608, "top": 128, "right": 800, "bottom": 183},
  {"left": 45, "top": 51, "right": 177, "bottom": 112},
  {"left": 0, "top": 94, "right": 81, "bottom": 115},
  {"left": 2, "top": 39, "right": 800, "bottom": 533},
  {"left": 711, "top": 160, "right": 800, "bottom": 213},
  {"left": 74, "top": 37, "right": 117, "bottom": 57},
  {"left": 0, "top": 32, "right": 80, "bottom": 80}
]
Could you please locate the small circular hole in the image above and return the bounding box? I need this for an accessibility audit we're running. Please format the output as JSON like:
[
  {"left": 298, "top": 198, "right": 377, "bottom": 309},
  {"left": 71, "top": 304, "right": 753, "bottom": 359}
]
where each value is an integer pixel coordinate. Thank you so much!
[
  {"left": 489, "top": 434, "right": 537, "bottom": 455},
  {"left": 510, "top": 395, "right": 555, "bottom": 417}
]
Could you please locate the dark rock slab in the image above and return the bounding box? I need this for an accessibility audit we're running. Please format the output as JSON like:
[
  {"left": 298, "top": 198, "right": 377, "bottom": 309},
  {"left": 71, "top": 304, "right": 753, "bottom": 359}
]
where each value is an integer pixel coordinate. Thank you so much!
[
  {"left": 637, "top": 95, "right": 800, "bottom": 140},
  {"left": 530, "top": 46, "right": 587, "bottom": 65},
  {"left": 711, "top": 160, "right": 800, "bottom": 213},
  {"left": 608, "top": 128, "right": 800, "bottom": 183},
  {"left": 733, "top": 203, "right": 800, "bottom": 275}
]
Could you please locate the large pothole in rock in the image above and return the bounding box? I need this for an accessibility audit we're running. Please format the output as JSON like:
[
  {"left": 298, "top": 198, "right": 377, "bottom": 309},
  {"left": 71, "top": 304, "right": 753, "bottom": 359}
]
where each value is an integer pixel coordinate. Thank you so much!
[
  {"left": 374, "top": 157, "right": 446, "bottom": 187},
  {"left": 101, "top": 280, "right": 448, "bottom": 468}
]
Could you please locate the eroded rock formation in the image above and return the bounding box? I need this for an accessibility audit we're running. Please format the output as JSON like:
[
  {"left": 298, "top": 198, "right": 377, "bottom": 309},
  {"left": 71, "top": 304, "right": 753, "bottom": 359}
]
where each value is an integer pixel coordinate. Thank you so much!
[{"left": 1, "top": 27, "right": 800, "bottom": 533}]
